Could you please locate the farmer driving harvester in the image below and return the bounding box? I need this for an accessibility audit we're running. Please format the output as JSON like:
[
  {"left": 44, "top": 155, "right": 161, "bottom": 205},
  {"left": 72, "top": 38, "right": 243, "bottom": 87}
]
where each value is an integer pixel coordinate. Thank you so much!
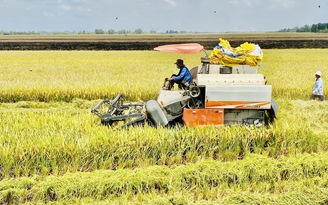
[{"left": 163, "top": 59, "right": 192, "bottom": 90}]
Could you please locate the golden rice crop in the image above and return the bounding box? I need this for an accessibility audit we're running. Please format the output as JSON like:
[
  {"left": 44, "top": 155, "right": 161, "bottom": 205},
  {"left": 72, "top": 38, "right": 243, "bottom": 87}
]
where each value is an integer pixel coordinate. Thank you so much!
[
  {"left": 0, "top": 49, "right": 327, "bottom": 102},
  {"left": 1, "top": 153, "right": 328, "bottom": 204},
  {"left": 0, "top": 50, "right": 203, "bottom": 102},
  {"left": 1, "top": 49, "right": 328, "bottom": 204},
  {"left": 260, "top": 49, "right": 328, "bottom": 99},
  {"left": 0, "top": 98, "right": 325, "bottom": 179}
]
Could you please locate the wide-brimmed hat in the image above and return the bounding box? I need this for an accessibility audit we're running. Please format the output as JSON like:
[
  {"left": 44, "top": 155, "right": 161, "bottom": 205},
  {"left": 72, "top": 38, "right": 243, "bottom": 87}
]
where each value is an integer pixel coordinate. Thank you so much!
[
  {"left": 174, "top": 59, "right": 184, "bottom": 67},
  {"left": 315, "top": 71, "right": 322, "bottom": 77}
]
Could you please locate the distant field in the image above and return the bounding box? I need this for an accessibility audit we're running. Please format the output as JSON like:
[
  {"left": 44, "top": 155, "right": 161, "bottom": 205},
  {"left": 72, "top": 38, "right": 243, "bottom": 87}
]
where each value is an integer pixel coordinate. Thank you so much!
[
  {"left": 1, "top": 33, "right": 328, "bottom": 50},
  {"left": 1, "top": 33, "right": 328, "bottom": 41}
]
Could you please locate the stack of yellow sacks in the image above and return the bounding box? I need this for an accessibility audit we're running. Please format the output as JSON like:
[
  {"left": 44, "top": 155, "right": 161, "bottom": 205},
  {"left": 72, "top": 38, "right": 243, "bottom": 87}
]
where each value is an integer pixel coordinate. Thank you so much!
[{"left": 210, "top": 38, "right": 263, "bottom": 66}]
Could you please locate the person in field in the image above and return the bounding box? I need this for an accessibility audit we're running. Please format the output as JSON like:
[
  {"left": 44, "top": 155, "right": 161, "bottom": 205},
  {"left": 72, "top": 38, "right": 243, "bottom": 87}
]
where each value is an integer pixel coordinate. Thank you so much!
[
  {"left": 310, "top": 71, "right": 324, "bottom": 101},
  {"left": 163, "top": 59, "right": 192, "bottom": 90}
]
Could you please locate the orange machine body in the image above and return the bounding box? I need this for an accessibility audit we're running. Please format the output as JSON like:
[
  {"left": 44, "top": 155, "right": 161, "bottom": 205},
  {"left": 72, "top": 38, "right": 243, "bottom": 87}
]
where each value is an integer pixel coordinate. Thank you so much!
[{"left": 182, "top": 108, "right": 224, "bottom": 127}]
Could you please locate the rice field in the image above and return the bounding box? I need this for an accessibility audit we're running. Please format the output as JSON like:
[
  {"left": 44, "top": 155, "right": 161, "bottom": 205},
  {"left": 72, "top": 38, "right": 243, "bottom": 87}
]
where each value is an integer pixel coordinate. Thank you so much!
[{"left": 0, "top": 49, "right": 328, "bottom": 204}]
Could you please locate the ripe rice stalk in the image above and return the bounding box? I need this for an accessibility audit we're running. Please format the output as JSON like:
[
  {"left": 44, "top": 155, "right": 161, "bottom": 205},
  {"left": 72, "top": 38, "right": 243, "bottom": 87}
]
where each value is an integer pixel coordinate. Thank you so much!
[{"left": 1, "top": 153, "right": 328, "bottom": 204}]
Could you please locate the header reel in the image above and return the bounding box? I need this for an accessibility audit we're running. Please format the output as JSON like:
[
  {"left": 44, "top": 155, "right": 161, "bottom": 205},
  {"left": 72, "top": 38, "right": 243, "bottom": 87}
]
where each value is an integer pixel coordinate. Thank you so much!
[{"left": 91, "top": 85, "right": 203, "bottom": 129}]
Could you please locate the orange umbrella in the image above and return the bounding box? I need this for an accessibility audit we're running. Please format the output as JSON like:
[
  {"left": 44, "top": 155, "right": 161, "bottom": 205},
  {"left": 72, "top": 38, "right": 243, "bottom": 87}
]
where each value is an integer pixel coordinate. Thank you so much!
[{"left": 154, "top": 43, "right": 204, "bottom": 54}]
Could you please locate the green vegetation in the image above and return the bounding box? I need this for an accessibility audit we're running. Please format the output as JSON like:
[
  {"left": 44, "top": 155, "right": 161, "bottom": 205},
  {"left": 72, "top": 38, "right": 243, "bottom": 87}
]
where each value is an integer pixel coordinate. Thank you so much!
[
  {"left": 0, "top": 50, "right": 328, "bottom": 204},
  {"left": 279, "top": 22, "right": 328, "bottom": 33}
]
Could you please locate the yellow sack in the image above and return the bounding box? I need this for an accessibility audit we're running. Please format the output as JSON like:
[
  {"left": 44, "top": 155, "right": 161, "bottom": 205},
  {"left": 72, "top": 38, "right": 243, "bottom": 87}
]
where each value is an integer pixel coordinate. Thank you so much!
[
  {"left": 210, "top": 38, "right": 263, "bottom": 66},
  {"left": 218, "top": 38, "right": 231, "bottom": 49},
  {"left": 245, "top": 55, "right": 262, "bottom": 66},
  {"left": 210, "top": 49, "right": 245, "bottom": 66}
]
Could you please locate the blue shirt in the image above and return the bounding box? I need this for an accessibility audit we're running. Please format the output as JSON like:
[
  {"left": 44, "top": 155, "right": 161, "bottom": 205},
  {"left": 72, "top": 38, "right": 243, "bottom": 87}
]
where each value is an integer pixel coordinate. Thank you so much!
[
  {"left": 173, "top": 67, "right": 191, "bottom": 82},
  {"left": 313, "top": 77, "right": 324, "bottom": 95}
]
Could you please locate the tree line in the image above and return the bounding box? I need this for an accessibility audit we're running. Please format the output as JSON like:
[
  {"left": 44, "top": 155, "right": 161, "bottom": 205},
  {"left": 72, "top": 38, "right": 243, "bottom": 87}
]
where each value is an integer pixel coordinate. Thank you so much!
[
  {"left": 0, "top": 29, "right": 195, "bottom": 35},
  {"left": 95, "top": 28, "right": 194, "bottom": 34},
  {"left": 278, "top": 22, "right": 328, "bottom": 33},
  {"left": 2, "top": 22, "right": 328, "bottom": 35}
]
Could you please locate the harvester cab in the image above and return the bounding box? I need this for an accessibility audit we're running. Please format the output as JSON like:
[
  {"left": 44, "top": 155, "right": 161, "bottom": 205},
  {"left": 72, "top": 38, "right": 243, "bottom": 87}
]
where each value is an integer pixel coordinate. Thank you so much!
[{"left": 91, "top": 42, "right": 278, "bottom": 128}]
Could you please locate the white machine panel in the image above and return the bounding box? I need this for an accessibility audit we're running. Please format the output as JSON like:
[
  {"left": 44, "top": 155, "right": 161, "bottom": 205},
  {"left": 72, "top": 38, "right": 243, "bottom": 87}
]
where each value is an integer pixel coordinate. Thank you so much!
[
  {"left": 205, "top": 85, "right": 272, "bottom": 109},
  {"left": 197, "top": 74, "right": 266, "bottom": 85},
  {"left": 157, "top": 89, "right": 188, "bottom": 107}
]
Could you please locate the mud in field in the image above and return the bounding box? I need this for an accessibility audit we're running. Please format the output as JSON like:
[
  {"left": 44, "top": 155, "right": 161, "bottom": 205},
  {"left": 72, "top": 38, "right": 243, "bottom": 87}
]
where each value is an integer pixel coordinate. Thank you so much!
[{"left": 1, "top": 39, "right": 328, "bottom": 50}]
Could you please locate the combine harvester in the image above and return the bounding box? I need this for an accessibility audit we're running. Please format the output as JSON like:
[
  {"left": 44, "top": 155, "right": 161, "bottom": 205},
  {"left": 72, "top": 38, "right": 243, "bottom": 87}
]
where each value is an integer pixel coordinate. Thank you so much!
[{"left": 91, "top": 39, "right": 278, "bottom": 128}]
